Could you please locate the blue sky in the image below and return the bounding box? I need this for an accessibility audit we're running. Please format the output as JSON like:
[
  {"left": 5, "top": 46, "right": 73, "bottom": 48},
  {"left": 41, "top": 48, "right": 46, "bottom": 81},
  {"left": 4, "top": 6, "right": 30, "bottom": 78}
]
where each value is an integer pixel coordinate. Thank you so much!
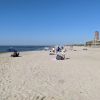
[{"left": 0, "top": 0, "right": 100, "bottom": 45}]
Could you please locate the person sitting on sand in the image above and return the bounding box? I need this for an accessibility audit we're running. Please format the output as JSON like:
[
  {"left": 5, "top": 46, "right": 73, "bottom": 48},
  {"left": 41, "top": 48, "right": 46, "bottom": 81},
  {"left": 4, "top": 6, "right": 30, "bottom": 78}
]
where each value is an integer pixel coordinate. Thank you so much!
[
  {"left": 49, "top": 47, "right": 55, "bottom": 55},
  {"left": 11, "top": 50, "right": 19, "bottom": 57},
  {"left": 56, "top": 51, "right": 65, "bottom": 60},
  {"left": 52, "top": 47, "right": 55, "bottom": 52}
]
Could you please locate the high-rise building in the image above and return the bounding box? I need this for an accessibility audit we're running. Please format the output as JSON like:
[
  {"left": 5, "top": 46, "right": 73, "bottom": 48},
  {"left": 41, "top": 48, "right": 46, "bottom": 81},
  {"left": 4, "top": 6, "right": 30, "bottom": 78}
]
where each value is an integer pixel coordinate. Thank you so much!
[{"left": 94, "top": 31, "right": 99, "bottom": 40}]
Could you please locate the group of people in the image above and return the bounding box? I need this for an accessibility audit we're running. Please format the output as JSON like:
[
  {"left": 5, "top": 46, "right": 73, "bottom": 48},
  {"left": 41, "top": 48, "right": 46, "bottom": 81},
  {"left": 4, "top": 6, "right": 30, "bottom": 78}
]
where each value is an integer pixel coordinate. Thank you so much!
[{"left": 49, "top": 46, "right": 66, "bottom": 60}]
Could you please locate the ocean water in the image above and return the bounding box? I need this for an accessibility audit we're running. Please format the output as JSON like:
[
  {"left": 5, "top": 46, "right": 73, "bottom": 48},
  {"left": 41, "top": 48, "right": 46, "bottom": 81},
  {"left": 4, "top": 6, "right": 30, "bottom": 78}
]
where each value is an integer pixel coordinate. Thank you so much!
[{"left": 0, "top": 46, "right": 50, "bottom": 52}]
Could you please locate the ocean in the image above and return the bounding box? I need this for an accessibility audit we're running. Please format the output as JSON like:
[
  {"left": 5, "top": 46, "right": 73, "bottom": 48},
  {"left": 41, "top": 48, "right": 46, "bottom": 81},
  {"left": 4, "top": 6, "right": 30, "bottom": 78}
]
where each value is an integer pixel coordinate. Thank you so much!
[{"left": 0, "top": 46, "right": 50, "bottom": 52}]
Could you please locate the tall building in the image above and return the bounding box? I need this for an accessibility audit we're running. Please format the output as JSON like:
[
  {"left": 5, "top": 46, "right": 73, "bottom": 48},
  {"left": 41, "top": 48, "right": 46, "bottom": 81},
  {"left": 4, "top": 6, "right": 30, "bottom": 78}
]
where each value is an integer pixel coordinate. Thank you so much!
[
  {"left": 86, "top": 31, "right": 100, "bottom": 47},
  {"left": 94, "top": 31, "right": 99, "bottom": 40}
]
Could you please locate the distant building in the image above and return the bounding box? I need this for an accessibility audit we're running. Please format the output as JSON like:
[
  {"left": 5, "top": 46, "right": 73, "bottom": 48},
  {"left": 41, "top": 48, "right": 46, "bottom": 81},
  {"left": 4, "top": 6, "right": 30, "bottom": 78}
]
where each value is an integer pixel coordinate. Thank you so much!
[
  {"left": 86, "top": 40, "right": 100, "bottom": 47},
  {"left": 95, "top": 31, "right": 99, "bottom": 40},
  {"left": 86, "top": 31, "right": 100, "bottom": 47}
]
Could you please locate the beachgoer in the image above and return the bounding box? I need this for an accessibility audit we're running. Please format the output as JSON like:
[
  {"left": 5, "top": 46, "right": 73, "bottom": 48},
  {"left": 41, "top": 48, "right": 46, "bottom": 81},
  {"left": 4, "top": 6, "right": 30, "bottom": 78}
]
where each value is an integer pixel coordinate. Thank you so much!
[{"left": 57, "top": 46, "right": 61, "bottom": 52}]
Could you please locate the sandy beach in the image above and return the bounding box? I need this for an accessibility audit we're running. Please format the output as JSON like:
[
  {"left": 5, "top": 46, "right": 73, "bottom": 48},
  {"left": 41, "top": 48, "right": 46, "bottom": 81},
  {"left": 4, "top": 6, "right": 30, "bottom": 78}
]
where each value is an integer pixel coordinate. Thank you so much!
[{"left": 0, "top": 46, "right": 100, "bottom": 100}]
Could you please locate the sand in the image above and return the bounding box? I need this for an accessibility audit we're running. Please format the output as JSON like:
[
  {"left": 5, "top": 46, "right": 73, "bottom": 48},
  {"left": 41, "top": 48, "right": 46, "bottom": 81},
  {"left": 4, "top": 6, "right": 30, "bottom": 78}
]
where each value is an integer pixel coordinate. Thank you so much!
[{"left": 0, "top": 46, "right": 100, "bottom": 100}]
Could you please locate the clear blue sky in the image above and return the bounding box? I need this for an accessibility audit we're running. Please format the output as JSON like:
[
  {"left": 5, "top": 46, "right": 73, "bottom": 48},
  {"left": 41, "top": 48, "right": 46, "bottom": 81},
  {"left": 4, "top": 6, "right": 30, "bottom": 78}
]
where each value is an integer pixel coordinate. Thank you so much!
[{"left": 0, "top": 0, "right": 100, "bottom": 45}]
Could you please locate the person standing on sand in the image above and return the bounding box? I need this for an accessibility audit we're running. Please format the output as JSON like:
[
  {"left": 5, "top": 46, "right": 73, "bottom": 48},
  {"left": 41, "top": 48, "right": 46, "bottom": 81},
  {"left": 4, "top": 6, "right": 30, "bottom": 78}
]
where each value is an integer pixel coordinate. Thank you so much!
[{"left": 56, "top": 46, "right": 61, "bottom": 52}]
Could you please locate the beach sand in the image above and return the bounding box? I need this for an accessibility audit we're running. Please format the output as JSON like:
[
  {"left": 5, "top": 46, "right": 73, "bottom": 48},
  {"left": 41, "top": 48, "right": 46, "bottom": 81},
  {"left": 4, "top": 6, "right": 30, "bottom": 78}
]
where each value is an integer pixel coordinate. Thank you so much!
[{"left": 0, "top": 46, "right": 100, "bottom": 100}]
